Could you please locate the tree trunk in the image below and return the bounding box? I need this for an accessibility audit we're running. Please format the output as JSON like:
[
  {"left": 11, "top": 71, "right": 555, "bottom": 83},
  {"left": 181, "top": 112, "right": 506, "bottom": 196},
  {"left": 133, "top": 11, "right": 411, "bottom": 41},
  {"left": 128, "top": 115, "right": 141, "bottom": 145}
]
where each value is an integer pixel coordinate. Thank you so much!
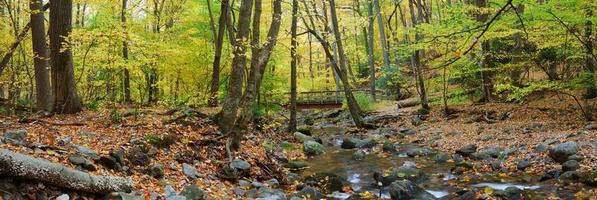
[
  {"left": 367, "top": 0, "right": 376, "bottom": 101},
  {"left": 219, "top": 0, "right": 253, "bottom": 146},
  {"left": 30, "top": 0, "right": 52, "bottom": 112},
  {"left": 0, "top": 149, "right": 133, "bottom": 194},
  {"left": 208, "top": 0, "right": 230, "bottom": 107},
  {"left": 373, "top": 0, "right": 390, "bottom": 67},
  {"left": 288, "top": 0, "right": 298, "bottom": 133},
  {"left": 50, "top": 0, "right": 82, "bottom": 114},
  {"left": 476, "top": 0, "right": 493, "bottom": 102},
  {"left": 408, "top": 0, "right": 429, "bottom": 110},
  {"left": 584, "top": 8, "right": 595, "bottom": 99},
  {"left": 122, "top": 0, "right": 131, "bottom": 103},
  {"left": 329, "top": 0, "right": 365, "bottom": 127}
]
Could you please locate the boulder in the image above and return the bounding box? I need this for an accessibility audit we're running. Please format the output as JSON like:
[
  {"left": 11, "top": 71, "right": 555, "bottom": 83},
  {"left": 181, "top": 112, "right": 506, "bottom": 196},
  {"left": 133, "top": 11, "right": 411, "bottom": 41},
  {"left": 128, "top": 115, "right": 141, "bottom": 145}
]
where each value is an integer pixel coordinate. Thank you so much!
[
  {"left": 340, "top": 137, "right": 359, "bottom": 149},
  {"left": 247, "top": 187, "right": 286, "bottom": 200},
  {"left": 405, "top": 147, "right": 433, "bottom": 157},
  {"left": 286, "top": 160, "right": 309, "bottom": 171},
  {"left": 180, "top": 185, "right": 205, "bottom": 200},
  {"left": 3, "top": 130, "right": 27, "bottom": 145},
  {"left": 292, "top": 186, "right": 325, "bottom": 200},
  {"left": 388, "top": 180, "right": 434, "bottom": 200},
  {"left": 455, "top": 144, "right": 477, "bottom": 157},
  {"left": 296, "top": 126, "right": 313, "bottom": 136},
  {"left": 579, "top": 170, "right": 597, "bottom": 186},
  {"left": 303, "top": 141, "right": 325, "bottom": 155},
  {"left": 471, "top": 152, "right": 491, "bottom": 160},
  {"left": 548, "top": 142, "right": 578, "bottom": 163},
  {"left": 294, "top": 132, "right": 315, "bottom": 142},
  {"left": 435, "top": 154, "right": 450, "bottom": 164},
  {"left": 356, "top": 138, "right": 377, "bottom": 149},
  {"left": 99, "top": 155, "right": 121, "bottom": 171},
  {"left": 559, "top": 171, "right": 580, "bottom": 180},
  {"left": 305, "top": 172, "right": 344, "bottom": 193},
  {"left": 126, "top": 145, "right": 151, "bottom": 166},
  {"left": 394, "top": 164, "right": 427, "bottom": 183},
  {"left": 183, "top": 163, "right": 203, "bottom": 179},
  {"left": 75, "top": 145, "right": 99, "bottom": 160},
  {"left": 516, "top": 160, "right": 531, "bottom": 171},
  {"left": 561, "top": 160, "right": 580, "bottom": 172},
  {"left": 353, "top": 149, "right": 365, "bottom": 161},
  {"left": 147, "top": 164, "right": 164, "bottom": 178}
]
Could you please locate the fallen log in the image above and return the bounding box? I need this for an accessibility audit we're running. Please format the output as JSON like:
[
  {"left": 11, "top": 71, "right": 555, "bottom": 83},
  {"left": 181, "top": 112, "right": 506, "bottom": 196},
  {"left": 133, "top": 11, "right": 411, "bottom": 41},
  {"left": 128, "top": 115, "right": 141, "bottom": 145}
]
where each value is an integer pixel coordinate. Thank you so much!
[{"left": 0, "top": 149, "right": 133, "bottom": 194}]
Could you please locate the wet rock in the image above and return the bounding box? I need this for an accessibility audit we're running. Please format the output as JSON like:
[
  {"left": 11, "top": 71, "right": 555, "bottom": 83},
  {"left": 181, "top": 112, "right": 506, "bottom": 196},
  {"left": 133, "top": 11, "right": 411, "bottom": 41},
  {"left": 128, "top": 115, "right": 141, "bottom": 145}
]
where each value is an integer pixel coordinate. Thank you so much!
[
  {"left": 294, "top": 132, "right": 315, "bottom": 142},
  {"left": 394, "top": 163, "right": 428, "bottom": 183},
  {"left": 303, "top": 140, "right": 325, "bottom": 155},
  {"left": 579, "top": 170, "right": 597, "bottom": 186},
  {"left": 559, "top": 171, "right": 580, "bottom": 180},
  {"left": 104, "top": 192, "right": 144, "bottom": 200},
  {"left": 56, "top": 194, "right": 70, "bottom": 200},
  {"left": 340, "top": 137, "right": 359, "bottom": 149},
  {"left": 247, "top": 187, "right": 286, "bottom": 200},
  {"left": 356, "top": 138, "right": 377, "bottom": 148},
  {"left": 534, "top": 143, "right": 548, "bottom": 153},
  {"left": 183, "top": 163, "right": 203, "bottom": 179},
  {"left": 180, "top": 185, "right": 205, "bottom": 200},
  {"left": 287, "top": 160, "right": 309, "bottom": 171},
  {"left": 147, "top": 164, "right": 165, "bottom": 178},
  {"left": 305, "top": 172, "right": 344, "bottom": 193},
  {"left": 452, "top": 154, "right": 464, "bottom": 163},
  {"left": 540, "top": 169, "right": 560, "bottom": 181},
  {"left": 405, "top": 147, "right": 433, "bottom": 157},
  {"left": 3, "top": 130, "right": 27, "bottom": 145},
  {"left": 388, "top": 180, "right": 435, "bottom": 200},
  {"left": 435, "top": 154, "right": 450, "bottom": 163},
  {"left": 382, "top": 142, "right": 396, "bottom": 152},
  {"left": 292, "top": 186, "right": 324, "bottom": 200},
  {"left": 296, "top": 126, "right": 313, "bottom": 136},
  {"left": 567, "top": 154, "right": 584, "bottom": 162},
  {"left": 516, "top": 160, "right": 531, "bottom": 171},
  {"left": 353, "top": 149, "right": 365, "bottom": 161},
  {"left": 503, "top": 186, "right": 523, "bottom": 199},
  {"left": 548, "top": 142, "right": 578, "bottom": 163},
  {"left": 561, "top": 160, "right": 580, "bottom": 172},
  {"left": 265, "top": 178, "right": 279, "bottom": 187},
  {"left": 455, "top": 144, "right": 477, "bottom": 157}
]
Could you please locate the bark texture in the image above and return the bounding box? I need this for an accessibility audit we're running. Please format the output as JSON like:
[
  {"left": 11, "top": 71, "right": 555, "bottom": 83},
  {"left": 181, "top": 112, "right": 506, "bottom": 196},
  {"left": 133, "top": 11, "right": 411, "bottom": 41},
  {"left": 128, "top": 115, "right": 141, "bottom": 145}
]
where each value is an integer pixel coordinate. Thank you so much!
[{"left": 30, "top": 0, "right": 52, "bottom": 112}]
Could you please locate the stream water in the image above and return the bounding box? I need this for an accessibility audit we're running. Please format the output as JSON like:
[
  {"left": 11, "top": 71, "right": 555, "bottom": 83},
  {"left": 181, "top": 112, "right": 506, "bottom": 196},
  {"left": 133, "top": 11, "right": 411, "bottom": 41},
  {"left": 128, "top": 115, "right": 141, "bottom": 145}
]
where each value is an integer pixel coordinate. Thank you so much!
[{"left": 297, "top": 127, "right": 589, "bottom": 199}]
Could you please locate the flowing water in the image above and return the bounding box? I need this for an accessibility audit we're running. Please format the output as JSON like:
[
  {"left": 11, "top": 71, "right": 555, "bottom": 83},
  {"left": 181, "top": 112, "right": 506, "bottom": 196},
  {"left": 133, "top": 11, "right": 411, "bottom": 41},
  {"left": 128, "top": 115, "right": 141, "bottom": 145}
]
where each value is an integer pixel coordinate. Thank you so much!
[{"left": 298, "top": 127, "right": 589, "bottom": 199}]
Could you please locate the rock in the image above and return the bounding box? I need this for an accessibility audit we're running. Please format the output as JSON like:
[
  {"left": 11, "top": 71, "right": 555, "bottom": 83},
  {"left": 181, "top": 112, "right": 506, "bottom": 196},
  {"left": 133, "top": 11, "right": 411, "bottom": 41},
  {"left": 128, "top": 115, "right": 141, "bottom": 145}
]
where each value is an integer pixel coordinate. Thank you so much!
[
  {"left": 68, "top": 155, "right": 87, "bottom": 165},
  {"left": 287, "top": 173, "right": 303, "bottom": 182},
  {"left": 265, "top": 178, "right": 279, "bottom": 187},
  {"left": 534, "top": 144, "right": 548, "bottom": 153},
  {"left": 353, "top": 149, "right": 365, "bottom": 161},
  {"left": 58, "top": 136, "right": 72, "bottom": 146},
  {"left": 296, "top": 126, "right": 312, "bottom": 136},
  {"left": 99, "top": 155, "right": 121, "bottom": 170},
  {"left": 147, "top": 164, "right": 165, "bottom": 178},
  {"left": 540, "top": 169, "right": 560, "bottom": 181},
  {"left": 303, "top": 140, "right": 325, "bottom": 155},
  {"left": 294, "top": 132, "right": 315, "bottom": 142},
  {"left": 247, "top": 187, "right": 286, "bottom": 200},
  {"left": 305, "top": 172, "right": 344, "bottom": 193},
  {"left": 481, "top": 147, "right": 502, "bottom": 158},
  {"left": 304, "top": 116, "right": 315, "bottom": 126},
  {"left": 548, "top": 142, "right": 578, "bottom": 163},
  {"left": 456, "top": 144, "right": 477, "bottom": 157},
  {"left": 164, "top": 185, "right": 186, "bottom": 200},
  {"left": 491, "top": 160, "right": 503, "bottom": 171},
  {"left": 340, "top": 137, "right": 359, "bottom": 149},
  {"left": 233, "top": 188, "right": 245, "bottom": 196},
  {"left": 56, "top": 194, "right": 70, "bottom": 200},
  {"left": 378, "top": 127, "right": 399, "bottom": 135},
  {"left": 104, "top": 192, "right": 144, "bottom": 200},
  {"left": 503, "top": 186, "right": 523, "bottom": 198},
  {"left": 516, "top": 160, "right": 531, "bottom": 171},
  {"left": 405, "top": 147, "right": 433, "bottom": 157},
  {"left": 3, "top": 130, "right": 27, "bottom": 145},
  {"left": 382, "top": 142, "right": 396, "bottom": 152},
  {"left": 567, "top": 154, "right": 584, "bottom": 162},
  {"left": 435, "top": 154, "right": 450, "bottom": 163},
  {"left": 230, "top": 159, "right": 251, "bottom": 170},
  {"left": 411, "top": 115, "right": 423, "bottom": 126},
  {"left": 180, "top": 185, "right": 205, "bottom": 200},
  {"left": 126, "top": 146, "right": 151, "bottom": 166},
  {"left": 452, "top": 154, "right": 464, "bottom": 163},
  {"left": 394, "top": 164, "right": 428, "bottom": 183},
  {"left": 287, "top": 160, "right": 309, "bottom": 171},
  {"left": 471, "top": 152, "right": 492, "bottom": 160},
  {"left": 452, "top": 162, "right": 473, "bottom": 174},
  {"left": 238, "top": 180, "right": 251, "bottom": 188},
  {"left": 183, "top": 163, "right": 203, "bottom": 179},
  {"left": 292, "top": 186, "right": 325, "bottom": 200},
  {"left": 355, "top": 138, "right": 377, "bottom": 148},
  {"left": 403, "top": 129, "right": 417, "bottom": 135},
  {"left": 388, "top": 180, "right": 434, "bottom": 200},
  {"left": 75, "top": 145, "right": 99, "bottom": 160},
  {"left": 579, "top": 170, "right": 597, "bottom": 186},
  {"left": 559, "top": 171, "right": 580, "bottom": 180},
  {"left": 561, "top": 160, "right": 580, "bottom": 172},
  {"left": 585, "top": 123, "right": 596, "bottom": 130}
]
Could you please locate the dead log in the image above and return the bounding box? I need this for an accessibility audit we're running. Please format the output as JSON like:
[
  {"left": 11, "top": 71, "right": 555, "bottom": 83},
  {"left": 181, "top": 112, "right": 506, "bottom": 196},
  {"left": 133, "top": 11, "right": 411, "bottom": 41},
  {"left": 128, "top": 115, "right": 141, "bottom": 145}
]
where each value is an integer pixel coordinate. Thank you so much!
[
  {"left": 397, "top": 97, "right": 422, "bottom": 108},
  {"left": 0, "top": 149, "right": 133, "bottom": 194}
]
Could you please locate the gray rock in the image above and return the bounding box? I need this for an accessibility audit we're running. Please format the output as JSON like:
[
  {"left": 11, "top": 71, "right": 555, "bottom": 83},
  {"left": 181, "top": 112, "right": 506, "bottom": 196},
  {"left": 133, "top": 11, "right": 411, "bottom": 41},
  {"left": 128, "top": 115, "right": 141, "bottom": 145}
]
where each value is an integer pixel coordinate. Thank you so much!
[
  {"left": 56, "top": 194, "right": 70, "bottom": 200},
  {"left": 287, "top": 160, "right": 308, "bottom": 171},
  {"left": 294, "top": 132, "right": 314, "bottom": 142},
  {"left": 388, "top": 180, "right": 434, "bottom": 200},
  {"left": 580, "top": 170, "right": 597, "bottom": 186},
  {"left": 99, "top": 155, "right": 121, "bottom": 170},
  {"left": 394, "top": 164, "right": 428, "bottom": 183},
  {"left": 104, "top": 192, "right": 144, "bottom": 200},
  {"left": 403, "top": 129, "right": 417, "bottom": 135},
  {"left": 382, "top": 142, "right": 396, "bottom": 153},
  {"left": 180, "top": 185, "right": 205, "bottom": 200},
  {"left": 247, "top": 187, "right": 286, "bottom": 200},
  {"left": 356, "top": 138, "right": 377, "bottom": 149},
  {"left": 341, "top": 137, "right": 359, "bottom": 149},
  {"left": 147, "top": 164, "right": 165, "bottom": 178},
  {"left": 183, "top": 163, "right": 203, "bottom": 179},
  {"left": 353, "top": 149, "right": 365, "bottom": 161},
  {"left": 503, "top": 186, "right": 523, "bottom": 198},
  {"left": 126, "top": 145, "right": 151, "bottom": 166},
  {"left": 265, "top": 178, "right": 279, "bottom": 187},
  {"left": 58, "top": 136, "right": 72, "bottom": 146},
  {"left": 435, "top": 154, "right": 450, "bottom": 163},
  {"left": 238, "top": 180, "right": 251, "bottom": 188},
  {"left": 164, "top": 185, "right": 186, "bottom": 200},
  {"left": 559, "top": 171, "right": 580, "bottom": 180},
  {"left": 3, "top": 130, "right": 27, "bottom": 144},
  {"left": 251, "top": 181, "right": 265, "bottom": 188},
  {"left": 562, "top": 160, "right": 580, "bottom": 172},
  {"left": 233, "top": 188, "right": 245, "bottom": 196},
  {"left": 456, "top": 144, "right": 477, "bottom": 157},
  {"left": 481, "top": 147, "right": 503, "bottom": 158},
  {"left": 568, "top": 154, "right": 584, "bottom": 162},
  {"left": 230, "top": 159, "right": 251, "bottom": 170},
  {"left": 534, "top": 144, "right": 548, "bottom": 153},
  {"left": 516, "top": 160, "right": 531, "bottom": 171},
  {"left": 68, "top": 156, "right": 87, "bottom": 165},
  {"left": 378, "top": 127, "right": 399, "bottom": 135},
  {"left": 585, "top": 123, "right": 596, "bottom": 130},
  {"left": 305, "top": 172, "right": 344, "bottom": 193},
  {"left": 405, "top": 147, "right": 433, "bottom": 157},
  {"left": 292, "top": 186, "right": 324, "bottom": 200},
  {"left": 549, "top": 142, "right": 578, "bottom": 163},
  {"left": 471, "top": 152, "right": 492, "bottom": 160},
  {"left": 75, "top": 145, "right": 99, "bottom": 160},
  {"left": 303, "top": 140, "right": 325, "bottom": 155},
  {"left": 411, "top": 115, "right": 423, "bottom": 126},
  {"left": 452, "top": 154, "right": 464, "bottom": 163}
]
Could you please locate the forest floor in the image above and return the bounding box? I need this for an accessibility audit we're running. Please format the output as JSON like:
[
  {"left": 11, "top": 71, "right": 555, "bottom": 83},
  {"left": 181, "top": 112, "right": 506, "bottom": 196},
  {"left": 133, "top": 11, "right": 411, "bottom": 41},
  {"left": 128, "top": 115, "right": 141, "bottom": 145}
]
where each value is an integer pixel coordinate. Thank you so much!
[{"left": 0, "top": 93, "right": 595, "bottom": 199}]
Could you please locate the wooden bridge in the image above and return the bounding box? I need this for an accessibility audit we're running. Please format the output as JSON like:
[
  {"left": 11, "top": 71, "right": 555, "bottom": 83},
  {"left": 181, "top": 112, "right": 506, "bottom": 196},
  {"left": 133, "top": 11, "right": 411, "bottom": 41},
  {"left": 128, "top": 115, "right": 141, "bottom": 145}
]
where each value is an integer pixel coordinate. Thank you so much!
[{"left": 283, "top": 89, "right": 393, "bottom": 109}]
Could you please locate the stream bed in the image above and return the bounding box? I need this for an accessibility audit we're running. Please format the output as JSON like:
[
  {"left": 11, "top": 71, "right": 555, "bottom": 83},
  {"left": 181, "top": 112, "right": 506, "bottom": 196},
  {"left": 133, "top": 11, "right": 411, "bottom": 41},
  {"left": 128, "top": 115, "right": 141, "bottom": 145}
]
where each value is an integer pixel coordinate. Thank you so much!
[{"left": 296, "top": 127, "right": 590, "bottom": 199}]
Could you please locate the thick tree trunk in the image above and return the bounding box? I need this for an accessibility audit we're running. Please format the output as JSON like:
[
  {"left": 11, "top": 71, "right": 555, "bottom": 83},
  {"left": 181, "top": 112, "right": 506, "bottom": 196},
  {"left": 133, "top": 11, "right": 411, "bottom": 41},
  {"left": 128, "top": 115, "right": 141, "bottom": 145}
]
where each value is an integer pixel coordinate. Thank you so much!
[
  {"left": 584, "top": 8, "right": 595, "bottom": 99},
  {"left": 208, "top": 0, "right": 230, "bottom": 107},
  {"left": 288, "top": 0, "right": 298, "bottom": 133},
  {"left": 122, "top": 0, "right": 131, "bottom": 103},
  {"left": 30, "top": 0, "right": 52, "bottom": 112},
  {"left": 0, "top": 149, "right": 133, "bottom": 194},
  {"left": 476, "top": 0, "right": 493, "bottom": 102},
  {"left": 219, "top": 0, "right": 253, "bottom": 147},
  {"left": 367, "top": 0, "right": 376, "bottom": 101},
  {"left": 50, "top": 0, "right": 82, "bottom": 114}
]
